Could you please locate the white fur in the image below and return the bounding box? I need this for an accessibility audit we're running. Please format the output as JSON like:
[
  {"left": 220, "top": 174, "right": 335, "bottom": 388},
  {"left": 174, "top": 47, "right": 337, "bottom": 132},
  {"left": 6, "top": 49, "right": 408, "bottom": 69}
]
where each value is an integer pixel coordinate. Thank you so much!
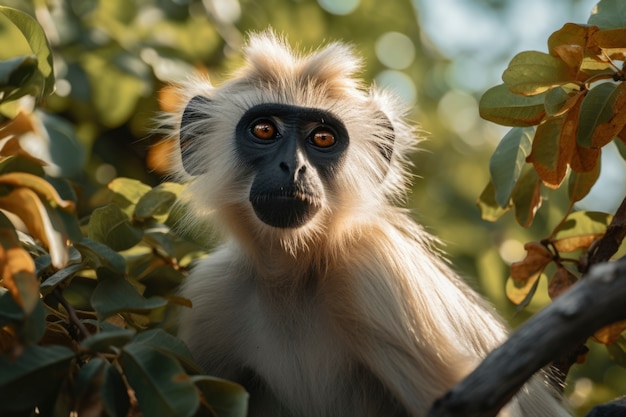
[{"left": 171, "top": 30, "right": 570, "bottom": 417}]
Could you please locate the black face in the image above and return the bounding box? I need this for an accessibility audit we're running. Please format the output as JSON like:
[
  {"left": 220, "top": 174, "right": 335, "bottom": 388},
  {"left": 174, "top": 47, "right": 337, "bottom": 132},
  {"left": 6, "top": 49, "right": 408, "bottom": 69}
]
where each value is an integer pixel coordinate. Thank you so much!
[{"left": 235, "top": 103, "right": 349, "bottom": 228}]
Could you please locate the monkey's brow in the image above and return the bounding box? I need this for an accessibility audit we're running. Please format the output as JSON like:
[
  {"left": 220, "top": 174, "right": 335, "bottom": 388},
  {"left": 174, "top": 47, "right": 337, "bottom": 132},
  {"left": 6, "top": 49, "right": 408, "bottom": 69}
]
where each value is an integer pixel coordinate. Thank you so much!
[{"left": 245, "top": 103, "right": 343, "bottom": 126}]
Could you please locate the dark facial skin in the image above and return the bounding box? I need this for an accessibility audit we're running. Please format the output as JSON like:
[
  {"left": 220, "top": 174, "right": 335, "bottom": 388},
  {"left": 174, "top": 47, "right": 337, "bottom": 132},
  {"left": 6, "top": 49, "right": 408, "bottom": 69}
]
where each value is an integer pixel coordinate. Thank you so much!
[{"left": 235, "top": 103, "right": 349, "bottom": 228}]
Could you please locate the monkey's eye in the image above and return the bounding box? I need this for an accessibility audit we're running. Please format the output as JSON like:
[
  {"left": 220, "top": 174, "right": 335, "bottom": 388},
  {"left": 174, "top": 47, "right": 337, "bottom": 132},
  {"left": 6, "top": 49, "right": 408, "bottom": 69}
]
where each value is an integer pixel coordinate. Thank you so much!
[
  {"left": 310, "top": 129, "right": 336, "bottom": 148},
  {"left": 251, "top": 120, "right": 278, "bottom": 140}
]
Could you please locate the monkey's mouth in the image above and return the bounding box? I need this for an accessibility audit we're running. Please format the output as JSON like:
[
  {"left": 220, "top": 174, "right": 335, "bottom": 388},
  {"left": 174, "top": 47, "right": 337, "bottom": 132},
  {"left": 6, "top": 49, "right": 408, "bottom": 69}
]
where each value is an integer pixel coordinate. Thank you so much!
[{"left": 250, "top": 190, "right": 320, "bottom": 229}]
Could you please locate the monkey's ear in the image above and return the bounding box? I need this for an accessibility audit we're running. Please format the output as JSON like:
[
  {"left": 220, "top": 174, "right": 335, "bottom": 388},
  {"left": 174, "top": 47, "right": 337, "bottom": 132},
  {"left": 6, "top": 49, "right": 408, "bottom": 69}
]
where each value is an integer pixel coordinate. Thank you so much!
[
  {"left": 376, "top": 111, "right": 395, "bottom": 164},
  {"left": 180, "top": 95, "right": 212, "bottom": 176}
]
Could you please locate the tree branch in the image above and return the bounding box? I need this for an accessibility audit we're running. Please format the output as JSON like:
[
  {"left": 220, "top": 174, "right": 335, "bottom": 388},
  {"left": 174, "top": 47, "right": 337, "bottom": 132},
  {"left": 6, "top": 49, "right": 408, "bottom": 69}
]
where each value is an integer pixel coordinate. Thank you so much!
[
  {"left": 53, "top": 288, "right": 91, "bottom": 340},
  {"left": 427, "top": 256, "right": 626, "bottom": 417},
  {"left": 586, "top": 196, "right": 626, "bottom": 266}
]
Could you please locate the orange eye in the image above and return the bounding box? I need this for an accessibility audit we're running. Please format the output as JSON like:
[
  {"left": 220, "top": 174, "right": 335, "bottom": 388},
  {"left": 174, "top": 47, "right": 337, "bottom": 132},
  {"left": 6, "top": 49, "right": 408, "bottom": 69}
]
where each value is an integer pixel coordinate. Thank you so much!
[
  {"left": 311, "top": 130, "right": 336, "bottom": 148},
  {"left": 251, "top": 121, "right": 277, "bottom": 140}
]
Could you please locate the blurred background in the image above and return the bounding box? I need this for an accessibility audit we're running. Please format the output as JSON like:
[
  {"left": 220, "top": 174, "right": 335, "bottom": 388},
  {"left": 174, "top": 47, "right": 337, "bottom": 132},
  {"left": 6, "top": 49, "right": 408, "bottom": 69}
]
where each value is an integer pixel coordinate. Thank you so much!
[{"left": 1, "top": 0, "right": 624, "bottom": 414}]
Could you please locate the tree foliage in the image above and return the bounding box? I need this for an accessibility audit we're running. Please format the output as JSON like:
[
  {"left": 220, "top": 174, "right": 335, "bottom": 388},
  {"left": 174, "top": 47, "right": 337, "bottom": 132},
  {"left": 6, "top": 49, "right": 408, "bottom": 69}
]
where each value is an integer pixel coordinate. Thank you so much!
[
  {"left": 478, "top": 0, "right": 626, "bottom": 367},
  {"left": 0, "top": 4, "right": 246, "bottom": 416}
]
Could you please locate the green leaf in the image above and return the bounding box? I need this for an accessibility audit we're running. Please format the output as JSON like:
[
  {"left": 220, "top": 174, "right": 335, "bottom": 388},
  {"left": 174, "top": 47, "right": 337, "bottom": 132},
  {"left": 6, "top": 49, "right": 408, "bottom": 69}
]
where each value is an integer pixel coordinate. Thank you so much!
[
  {"left": 568, "top": 158, "right": 601, "bottom": 202},
  {"left": 0, "top": 345, "right": 74, "bottom": 412},
  {"left": 107, "top": 177, "right": 152, "bottom": 216},
  {"left": 63, "top": 276, "right": 98, "bottom": 311},
  {"left": 511, "top": 168, "right": 542, "bottom": 228},
  {"left": 476, "top": 181, "right": 511, "bottom": 222},
  {"left": 80, "top": 328, "right": 136, "bottom": 353},
  {"left": 91, "top": 269, "right": 167, "bottom": 320},
  {"left": 502, "top": 51, "right": 573, "bottom": 95},
  {"left": 577, "top": 82, "right": 619, "bottom": 148},
  {"left": 121, "top": 343, "right": 200, "bottom": 417},
  {"left": 589, "top": 0, "right": 626, "bottom": 29},
  {"left": 38, "top": 110, "right": 87, "bottom": 177},
  {"left": 74, "top": 237, "right": 126, "bottom": 275},
  {"left": 489, "top": 127, "right": 534, "bottom": 207},
  {"left": 135, "top": 182, "right": 185, "bottom": 220},
  {"left": 192, "top": 375, "right": 249, "bottom": 417},
  {"left": 40, "top": 262, "right": 86, "bottom": 295},
  {"left": 88, "top": 204, "right": 143, "bottom": 251},
  {"left": 0, "top": 6, "right": 55, "bottom": 100},
  {"left": 479, "top": 84, "right": 546, "bottom": 127},
  {"left": 0, "top": 55, "right": 37, "bottom": 94},
  {"left": 554, "top": 211, "right": 612, "bottom": 240},
  {"left": 544, "top": 86, "right": 572, "bottom": 116},
  {"left": 0, "top": 292, "right": 46, "bottom": 344},
  {"left": 0, "top": 290, "right": 25, "bottom": 324},
  {"left": 606, "top": 335, "right": 626, "bottom": 367},
  {"left": 133, "top": 329, "right": 203, "bottom": 374},
  {"left": 102, "top": 360, "right": 131, "bottom": 417},
  {"left": 74, "top": 357, "right": 130, "bottom": 417}
]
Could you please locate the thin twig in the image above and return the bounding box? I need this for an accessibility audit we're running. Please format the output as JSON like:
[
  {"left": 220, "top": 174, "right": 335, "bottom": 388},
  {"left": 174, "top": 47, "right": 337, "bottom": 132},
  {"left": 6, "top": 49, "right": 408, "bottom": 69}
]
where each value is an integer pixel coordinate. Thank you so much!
[{"left": 53, "top": 288, "right": 91, "bottom": 340}]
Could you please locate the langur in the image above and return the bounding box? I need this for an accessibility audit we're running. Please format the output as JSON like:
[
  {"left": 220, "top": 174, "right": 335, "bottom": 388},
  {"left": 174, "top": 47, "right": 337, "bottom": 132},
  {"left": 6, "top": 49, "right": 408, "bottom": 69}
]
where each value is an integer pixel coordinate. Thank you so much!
[{"left": 170, "top": 31, "right": 570, "bottom": 417}]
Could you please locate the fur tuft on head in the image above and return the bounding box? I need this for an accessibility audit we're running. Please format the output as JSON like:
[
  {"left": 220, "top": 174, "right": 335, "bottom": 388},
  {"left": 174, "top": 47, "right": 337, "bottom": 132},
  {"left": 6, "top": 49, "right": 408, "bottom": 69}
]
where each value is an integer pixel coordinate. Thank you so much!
[{"left": 166, "top": 29, "right": 419, "bottom": 253}]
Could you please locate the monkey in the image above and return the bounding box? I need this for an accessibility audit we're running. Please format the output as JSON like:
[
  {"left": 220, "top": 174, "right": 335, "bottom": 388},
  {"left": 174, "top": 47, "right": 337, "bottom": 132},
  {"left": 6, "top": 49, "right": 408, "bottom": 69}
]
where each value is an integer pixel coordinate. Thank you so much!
[{"left": 170, "top": 31, "right": 570, "bottom": 417}]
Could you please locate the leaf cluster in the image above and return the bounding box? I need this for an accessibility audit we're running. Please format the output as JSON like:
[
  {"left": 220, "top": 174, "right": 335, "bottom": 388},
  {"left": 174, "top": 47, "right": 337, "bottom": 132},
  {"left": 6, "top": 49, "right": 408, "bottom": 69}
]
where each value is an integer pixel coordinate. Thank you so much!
[
  {"left": 478, "top": 0, "right": 626, "bottom": 363},
  {"left": 0, "top": 6, "right": 246, "bottom": 417}
]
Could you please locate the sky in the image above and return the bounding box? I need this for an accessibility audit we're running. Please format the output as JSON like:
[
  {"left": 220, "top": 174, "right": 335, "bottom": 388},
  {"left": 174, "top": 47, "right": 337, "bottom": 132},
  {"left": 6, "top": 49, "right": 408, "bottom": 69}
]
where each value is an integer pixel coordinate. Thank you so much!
[{"left": 415, "top": 0, "right": 600, "bottom": 91}]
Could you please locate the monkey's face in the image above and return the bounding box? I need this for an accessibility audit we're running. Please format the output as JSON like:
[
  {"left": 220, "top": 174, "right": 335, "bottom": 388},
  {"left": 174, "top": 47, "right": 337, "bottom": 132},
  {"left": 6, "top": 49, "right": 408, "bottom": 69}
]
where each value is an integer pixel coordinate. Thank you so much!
[{"left": 234, "top": 103, "right": 349, "bottom": 228}]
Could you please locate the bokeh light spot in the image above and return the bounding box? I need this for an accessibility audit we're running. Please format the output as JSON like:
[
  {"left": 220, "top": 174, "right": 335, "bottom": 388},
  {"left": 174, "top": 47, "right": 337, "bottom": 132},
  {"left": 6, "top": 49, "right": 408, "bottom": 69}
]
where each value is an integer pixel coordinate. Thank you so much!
[
  {"left": 375, "top": 32, "right": 416, "bottom": 70},
  {"left": 317, "top": 0, "right": 360, "bottom": 15}
]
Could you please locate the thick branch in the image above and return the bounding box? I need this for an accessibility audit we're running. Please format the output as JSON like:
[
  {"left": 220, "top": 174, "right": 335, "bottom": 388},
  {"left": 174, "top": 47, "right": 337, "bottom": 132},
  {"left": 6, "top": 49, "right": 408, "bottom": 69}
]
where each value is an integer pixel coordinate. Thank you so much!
[{"left": 427, "top": 256, "right": 626, "bottom": 417}]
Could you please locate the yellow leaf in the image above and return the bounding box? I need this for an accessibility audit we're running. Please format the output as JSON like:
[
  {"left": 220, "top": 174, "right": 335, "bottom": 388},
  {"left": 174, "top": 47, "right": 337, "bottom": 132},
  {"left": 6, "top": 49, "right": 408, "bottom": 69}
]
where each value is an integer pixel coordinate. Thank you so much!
[
  {"left": 506, "top": 272, "right": 541, "bottom": 305},
  {"left": 553, "top": 233, "right": 604, "bottom": 253},
  {"left": 0, "top": 188, "right": 67, "bottom": 268}
]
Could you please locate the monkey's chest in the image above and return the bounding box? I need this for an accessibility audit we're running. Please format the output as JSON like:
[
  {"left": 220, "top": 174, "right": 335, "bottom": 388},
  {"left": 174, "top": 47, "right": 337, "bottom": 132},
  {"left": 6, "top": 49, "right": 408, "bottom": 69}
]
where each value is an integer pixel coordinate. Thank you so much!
[{"left": 238, "top": 292, "right": 353, "bottom": 411}]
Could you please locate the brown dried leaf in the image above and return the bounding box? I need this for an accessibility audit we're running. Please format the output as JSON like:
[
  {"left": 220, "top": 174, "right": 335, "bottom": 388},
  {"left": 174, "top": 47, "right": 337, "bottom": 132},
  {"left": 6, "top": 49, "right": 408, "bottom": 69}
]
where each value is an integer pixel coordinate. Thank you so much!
[
  {"left": 548, "top": 23, "right": 601, "bottom": 57},
  {"left": 592, "top": 82, "right": 626, "bottom": 148},
  {"left": 553, "top": 233, "right": 604, "bottom": 253},
  {"left": 0, "top": 188, "right": 67, "bottom": 268},
  {"left": 570, "top": 144, "right": 600, "bottom": 173},
  {"left": 527, "top": 115, "right": 570, "bottom": 188},
  {"left": 527, "top": 91, "right": 584, "bottom": 188},
  {"left": 511, "top": 169, "right": 543, "bottom": 228},
  {"left": 0, "top": 172, "right": 74, "bottom": 211},
  {"left": 589, "top": 28, "right": 626, "bottom": 54},
  {"left": 547, "top": 266, "right": 578, "bottom": 300},
  {"left": 553, "top": 44, "right": 584, "bottom": 72},
  {"left": 510, "top": 242, "right": 553, "bottom": 284},
  {"left": 594, "top": 319, "right": 626, "bottom": 345},
  {"left": 0, "top": 229, "right": 38, "bottom": 315}
]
